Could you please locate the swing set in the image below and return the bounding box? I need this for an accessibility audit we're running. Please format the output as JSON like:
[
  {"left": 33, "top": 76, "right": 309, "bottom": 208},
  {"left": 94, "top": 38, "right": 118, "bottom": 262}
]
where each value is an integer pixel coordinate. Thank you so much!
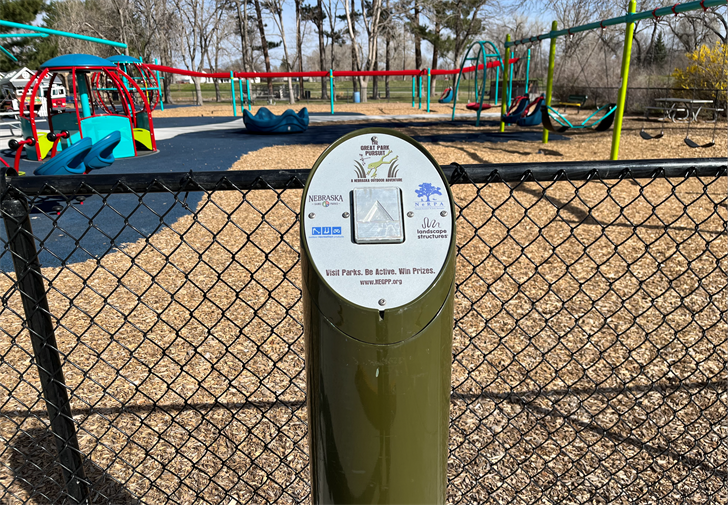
[{"left": 505, "top": 0, "right": 727, "bottom": 159}]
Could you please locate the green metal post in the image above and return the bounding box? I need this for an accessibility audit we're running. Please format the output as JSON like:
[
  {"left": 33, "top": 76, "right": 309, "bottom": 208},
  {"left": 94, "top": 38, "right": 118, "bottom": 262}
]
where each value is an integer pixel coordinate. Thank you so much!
[
  {"left": 329, "top": 70, "right": 334, "bottom": 114},
  {"left": 427, "top": 68, "right": 431, "bottom": 112},
  {"left": 543, "top": 21, "right": 558, "bottom": 144},
  {"left": 525, "top": 49, "right": 531, "bottom": 94},
  {"left": 500, "top": 35, "right": 511, "bottom": 132},
  {"left": 418, "top": 74, "right": 422, "bottom": 109},
  {"left": 611, "top": 0, "right": 636, "bottom": 160},
  {"left": 412, "top": 77, "right": 415, "bottom": 107},
  {"left": 155, "top": 58, "right": 164, "bottom": 111},
  {"left": 246, "top": 79, "right": 252, "bottom": 111},
  {"left": 230, "top": 71, "right": 237, "bottom": 117},
  {"left": 239, "top": 78, "right": 245, "bottom": 112},
  {"left": 494, "top": 66, "right": 500, "bottom": 106}
]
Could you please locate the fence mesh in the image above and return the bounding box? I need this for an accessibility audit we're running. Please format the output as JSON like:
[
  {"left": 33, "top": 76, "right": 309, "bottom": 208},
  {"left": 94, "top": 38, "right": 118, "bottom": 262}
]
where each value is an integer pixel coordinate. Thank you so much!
[{"left": 0, "top": 164, "right": 726, "bottom": 504}]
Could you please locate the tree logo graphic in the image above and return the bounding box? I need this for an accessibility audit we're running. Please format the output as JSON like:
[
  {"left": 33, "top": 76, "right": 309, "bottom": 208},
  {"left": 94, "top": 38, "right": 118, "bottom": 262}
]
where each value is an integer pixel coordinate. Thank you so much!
[{"left": 415, "top": 183, "right": 442, "bottom": 202}]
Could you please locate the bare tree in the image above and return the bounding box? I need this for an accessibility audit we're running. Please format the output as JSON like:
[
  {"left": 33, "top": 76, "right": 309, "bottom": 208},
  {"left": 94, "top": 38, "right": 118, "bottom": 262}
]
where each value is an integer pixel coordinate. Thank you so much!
[
  {"left": 343, "top": 0, "right": 384, "bottom": 102},
  {"left": 264, "top": 0, "right": 296, "bottom": 104},
  {"left": 252, "top": 0, "right": 275, "bottom": 96}
]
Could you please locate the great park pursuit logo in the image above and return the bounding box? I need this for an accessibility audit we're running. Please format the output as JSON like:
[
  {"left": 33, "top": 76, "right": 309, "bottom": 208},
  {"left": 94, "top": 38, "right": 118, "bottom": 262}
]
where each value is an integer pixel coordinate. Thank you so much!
[{"left": 352, "top": 136, "right": 403, "bottom": 182}]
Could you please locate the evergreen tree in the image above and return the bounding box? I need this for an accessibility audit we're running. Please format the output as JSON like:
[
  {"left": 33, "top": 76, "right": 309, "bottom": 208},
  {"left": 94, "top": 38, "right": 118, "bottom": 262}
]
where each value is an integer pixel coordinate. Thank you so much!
[
  {"left": 0, "top": 0, "right": 58, "bottom": 71},
  {"left": 653, "top": 31, "right": 667, "bottom": 67}
]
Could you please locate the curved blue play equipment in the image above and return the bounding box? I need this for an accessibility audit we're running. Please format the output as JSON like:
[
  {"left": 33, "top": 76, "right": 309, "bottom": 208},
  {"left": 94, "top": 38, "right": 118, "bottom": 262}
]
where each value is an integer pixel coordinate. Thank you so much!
[
  {"left": 33, "top": 137, "right": 93, "bottom": 175},
  {"left": 243, "top": 107, "right": 309, "bottom": 133},
  {"left": 517, "top": 96, "right": 544, "bottom": 127},
  {"left": 77, "top": 130, "right": 122, "bottom": 172},
  {"left": 451, "top": 41, "right": 503, "bottom": 126},
  {"left": 438, "top": 87, "right": 453, "bottom": 104},
  {"left": 542, "top": 103, "right": 617, "bottom": 133},
  {"left": 502, "top": 96, "right": 530, "bottom": 124}
]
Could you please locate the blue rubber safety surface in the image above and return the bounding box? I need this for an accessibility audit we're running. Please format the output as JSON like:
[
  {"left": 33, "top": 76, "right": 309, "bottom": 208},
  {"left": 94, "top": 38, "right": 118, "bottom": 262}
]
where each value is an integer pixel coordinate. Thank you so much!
[{"left": 1, "top": 116, "right": 568, "bottom": 271}]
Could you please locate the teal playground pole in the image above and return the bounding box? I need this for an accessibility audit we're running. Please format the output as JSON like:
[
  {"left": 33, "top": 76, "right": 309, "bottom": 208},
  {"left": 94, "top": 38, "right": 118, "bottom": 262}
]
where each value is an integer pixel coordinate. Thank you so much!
[
  {"left": 0, "top": 46, "right": 17, "bottom": 62},
  {"left": 500, "top": 34, "right": 511, "bottom": 133},
  {"left": 246, "top": 79, "right": 252, "bottom": 111},
  {"left": 155, "top": 58, "right": 164, "bottom": 111},
  {"left": 412, "top": 77, "right": 415, "bottom": 107},
  {"left": 418, "top": 74, "right": 422, "bottom": 109},
  {"left": 525, "top": 49, "right": 531, "bottom": 95},
  {"left": 239, "top": 78, "right": 245, "bottom": 112},
  {"left": 611, "top": 0, "right": 636, "bottom": 160},
  {"left": 543, "top": 21, "right": 558, "bottom": 144},
  {"left": 0, "top": 33, "right": 48, "bottom": 38},
  {"left": 494, "top": 66, "right": 500, "bottom": 106},
  {"left": 0, "top": 19, "right": 126, "bottom": 48},
  {"left": 230, "top": 71, "right": 237, "bottom": 117},
  {"left": 507, "top": 60, "right": 514, "bottom": 105},
  {"left": 329, "top": 70, "right": 334, "bottom": 114},
  {"left": 427, "top": 68, "right": 431, "bottom": 113}
]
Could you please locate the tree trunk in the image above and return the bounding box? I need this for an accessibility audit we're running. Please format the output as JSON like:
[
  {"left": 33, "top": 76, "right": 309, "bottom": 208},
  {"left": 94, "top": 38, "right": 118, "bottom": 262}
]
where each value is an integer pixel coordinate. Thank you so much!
[
  {"left": 252, "top": 0, "right": 273, "bottom": 96},
  {"left": 413, "top": 0, "right": 421, "bottom": 69},
  {"left": 194, "top": 77, "right": 204, "bottom": 105},
  {"left": 385, "top": 29, "right": 390, "bottom": 98},
  {"left": 317, "top": 0, "right": 327, "bottom": 98},
  {"left": 235, "top": 0, "right": 248, "bottom": 72},
  {"left": 372, "top": 38, "right": 379, "bottom": 99},
  {"left": 430, "top": 18, "right": 440, "bottom": 94},
  {"left": 296, "top": 0, "right": 304, "bottom": 100}
]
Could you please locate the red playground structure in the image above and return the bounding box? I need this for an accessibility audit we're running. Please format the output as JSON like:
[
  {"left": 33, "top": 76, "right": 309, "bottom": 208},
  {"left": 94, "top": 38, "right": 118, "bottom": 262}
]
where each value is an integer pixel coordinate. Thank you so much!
[{"left": 19, "top": 53, "right": 156, "bottom": 161}]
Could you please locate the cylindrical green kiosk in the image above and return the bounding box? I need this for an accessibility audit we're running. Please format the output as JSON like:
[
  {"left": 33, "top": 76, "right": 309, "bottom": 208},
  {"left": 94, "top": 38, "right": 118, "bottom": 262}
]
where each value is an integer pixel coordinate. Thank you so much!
[{"left": 301, "top": 128, "right": 456, "bottom": 504}]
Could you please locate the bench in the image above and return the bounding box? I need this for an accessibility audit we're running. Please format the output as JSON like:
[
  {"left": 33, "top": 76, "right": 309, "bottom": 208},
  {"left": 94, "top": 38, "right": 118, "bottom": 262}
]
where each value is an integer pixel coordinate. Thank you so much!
[
  {"left": 644, "top": 105, "right": 686, "bottom": 122},
  {"left": 557, "top": 94, "right": 588, "bottom": 113},
  {"left": 701, "top": 107, "right": 725, "bottom": 122}
]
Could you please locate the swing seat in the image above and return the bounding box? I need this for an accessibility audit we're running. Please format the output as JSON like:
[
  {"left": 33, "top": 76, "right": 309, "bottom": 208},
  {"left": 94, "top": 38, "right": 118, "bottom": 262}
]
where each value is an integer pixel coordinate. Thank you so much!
[
  {"left": 684, "top": 138, "right": 715, "bottom": 149},
  {"left": 639, "top": 130, "right": 664, "bottom": 140},
  {"left": 502, "top": 96, "right": 530, "bottom": 124},
  {"left": 466, "top": 102, "right": 492, "bottom": 111},
  {"left": 542, "top": 105, "right": 569, "bottom": 133},
  {"left": 592, "top": 104, "right": 617, "bottom": 131},
  {"left": 438, "top": 87, "right": 453, "bottom": 104},
  {"left": 517, "top": 96, "right": 544, "bottom": 127}
]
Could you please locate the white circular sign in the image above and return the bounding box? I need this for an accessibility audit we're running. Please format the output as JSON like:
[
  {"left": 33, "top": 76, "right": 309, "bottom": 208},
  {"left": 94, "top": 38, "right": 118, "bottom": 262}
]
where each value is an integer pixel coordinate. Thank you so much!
[{"left": 303, "top": 131, "right": 453, "bottom": 310}]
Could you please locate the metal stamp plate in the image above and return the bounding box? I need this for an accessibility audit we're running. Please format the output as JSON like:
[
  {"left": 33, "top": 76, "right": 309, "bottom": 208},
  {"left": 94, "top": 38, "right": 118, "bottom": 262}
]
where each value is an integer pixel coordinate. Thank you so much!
[{"left": 353, "top": 187, "right": 404, "bottom": 244}]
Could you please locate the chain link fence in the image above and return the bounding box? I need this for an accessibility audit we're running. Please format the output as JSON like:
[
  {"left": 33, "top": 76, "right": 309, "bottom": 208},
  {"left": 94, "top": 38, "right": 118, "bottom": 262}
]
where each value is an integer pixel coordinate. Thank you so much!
[{"left": 0, "top": 158, "right": 726, "bottom": 504}]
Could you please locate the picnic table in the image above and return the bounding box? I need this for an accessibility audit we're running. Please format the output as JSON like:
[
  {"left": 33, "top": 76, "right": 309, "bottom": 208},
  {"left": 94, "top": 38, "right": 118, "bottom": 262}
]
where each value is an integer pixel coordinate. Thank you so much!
[{"left": 646, "top": 98, "right": 721, "bottom": 123}]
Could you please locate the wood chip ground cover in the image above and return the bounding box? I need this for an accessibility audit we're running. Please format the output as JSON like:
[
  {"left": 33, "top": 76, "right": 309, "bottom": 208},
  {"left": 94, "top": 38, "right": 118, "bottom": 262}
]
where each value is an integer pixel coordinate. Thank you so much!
[{"left": 0, "top": 106, "right": 725, "bottom": 504}]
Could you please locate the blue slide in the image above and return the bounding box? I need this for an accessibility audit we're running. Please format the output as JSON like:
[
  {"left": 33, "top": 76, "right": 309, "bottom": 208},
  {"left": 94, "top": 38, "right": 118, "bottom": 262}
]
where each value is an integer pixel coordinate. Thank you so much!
[
  {"left": 243, "top": 107, "right": 309, "bottom": 133},
  {"left": 34, "top": 138, "right": 93, "bottom": 176}
]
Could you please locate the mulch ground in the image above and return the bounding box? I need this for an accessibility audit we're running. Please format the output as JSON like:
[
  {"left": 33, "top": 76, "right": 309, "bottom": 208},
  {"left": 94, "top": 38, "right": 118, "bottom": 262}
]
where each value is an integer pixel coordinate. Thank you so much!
[{"left": 0, "top": 104, "right": 725, "bottom": 504}]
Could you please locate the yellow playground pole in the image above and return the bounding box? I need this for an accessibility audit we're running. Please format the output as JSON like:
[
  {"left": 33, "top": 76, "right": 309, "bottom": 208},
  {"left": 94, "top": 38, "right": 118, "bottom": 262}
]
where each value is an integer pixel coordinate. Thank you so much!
[
  {"left": 543, "top": 21, "right": 558, "bottom": 144},
  {"left": 610, "top": 0, "right": 636, "bottom": 160},
  {"left": 500, "top": 34, "right": 511, "bottom": 132}
]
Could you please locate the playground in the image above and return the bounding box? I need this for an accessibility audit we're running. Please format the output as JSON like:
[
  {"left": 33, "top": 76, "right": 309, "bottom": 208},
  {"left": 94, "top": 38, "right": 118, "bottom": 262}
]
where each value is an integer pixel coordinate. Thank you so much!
[{"left": 0, "top": 0, "right": 726, "bottom": 504}]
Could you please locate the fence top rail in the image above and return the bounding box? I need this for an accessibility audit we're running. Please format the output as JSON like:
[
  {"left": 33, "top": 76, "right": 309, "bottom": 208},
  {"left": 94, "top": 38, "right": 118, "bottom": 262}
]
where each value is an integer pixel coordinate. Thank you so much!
[{"left": 1, "top": 158, "right": 725, "bottom": 196}]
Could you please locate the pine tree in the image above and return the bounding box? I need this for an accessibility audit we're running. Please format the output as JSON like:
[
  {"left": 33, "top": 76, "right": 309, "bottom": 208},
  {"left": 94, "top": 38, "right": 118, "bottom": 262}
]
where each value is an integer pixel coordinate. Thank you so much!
[
  {"left": 653, "top": 32, "right": 667, "bottom": 67},
  {"left": 0, "top": 0, "right": 58, "bottom": 72}
]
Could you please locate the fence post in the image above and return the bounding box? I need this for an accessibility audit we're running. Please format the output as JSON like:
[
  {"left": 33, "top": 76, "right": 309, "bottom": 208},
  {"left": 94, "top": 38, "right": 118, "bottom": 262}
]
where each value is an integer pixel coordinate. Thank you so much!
[
  {"left": 611, "top": 0, "right": 636, "bottom": 160},
  {"left": 500, "top": 34, "right": 511, "bottom": 132},
  {"left": 543, "top": 21, "right": 558, "bottom": 144},
  {"left": 0, "top": 189, "right": 89, "bottom": 504}
]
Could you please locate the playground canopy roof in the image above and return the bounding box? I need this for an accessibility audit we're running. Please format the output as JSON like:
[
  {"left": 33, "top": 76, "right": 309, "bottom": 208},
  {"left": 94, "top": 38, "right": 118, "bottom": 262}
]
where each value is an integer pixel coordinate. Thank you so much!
[
  {"left": 108, "top": 55, "right": 142, "bottom": 64},
  {"left": 41, "top": 54, "right": 117, "bottom": 69}
]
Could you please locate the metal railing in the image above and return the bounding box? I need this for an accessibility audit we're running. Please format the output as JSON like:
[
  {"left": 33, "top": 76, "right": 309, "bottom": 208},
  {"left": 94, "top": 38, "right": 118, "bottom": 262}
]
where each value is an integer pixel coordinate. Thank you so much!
[{"left": 1, "top": 158, "right": 725, "bottom": 504}]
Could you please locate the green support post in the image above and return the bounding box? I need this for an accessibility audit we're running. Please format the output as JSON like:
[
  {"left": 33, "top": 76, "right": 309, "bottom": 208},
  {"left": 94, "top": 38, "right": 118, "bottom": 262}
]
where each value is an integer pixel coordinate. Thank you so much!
[
  {"left": 427, "top": 68, "right": 431, "bottom": 112},
  {"left": 412, "top": 77, "right": 415, "bottom": 107},
  {"left": 500, "top": 35, "right": 511, "bottom": 132},
  {"left": 418, "top": 74, "right": 422, "bottom": 109},
  {"left": 329, "top": 70, "right": 334, "bottom": 114},
  {"left": 525, "top": 49, "right": 531, "bottom": 95},
  {"left": 155, "top": 58, "right": 164, "bottom": 111},
  {"left": 494, "top": 66, "right": 500, "bottom": 106},
  {"left": 543, "top": 21, "right": 558, "bottom": 144},
  {"left": 239, "top": 77, "right": 245, "bottom": 112},
  {"left": 230, "top": 71, "right": 237, "bottom": 117},
  {"left": 246, "top": 79, "right": 252, "bottom": 111},
  {"left": 611, "top": 0, "right": 636, "bottom": 160}
]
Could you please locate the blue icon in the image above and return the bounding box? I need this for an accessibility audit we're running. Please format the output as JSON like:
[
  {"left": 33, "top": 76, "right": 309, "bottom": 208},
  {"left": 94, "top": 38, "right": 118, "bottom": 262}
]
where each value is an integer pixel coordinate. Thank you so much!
[
  {"left": 323, "top": 227, "right": 331, "bottom": 235},
  {"left": 332, "top": 227, "right": 342, "bottom": 235},
  {"left": 312, "top": 227, "right": 322, "bottom": 235},
  {"left": 311, "top": 226, "right": 342, "bottom": 237}
]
